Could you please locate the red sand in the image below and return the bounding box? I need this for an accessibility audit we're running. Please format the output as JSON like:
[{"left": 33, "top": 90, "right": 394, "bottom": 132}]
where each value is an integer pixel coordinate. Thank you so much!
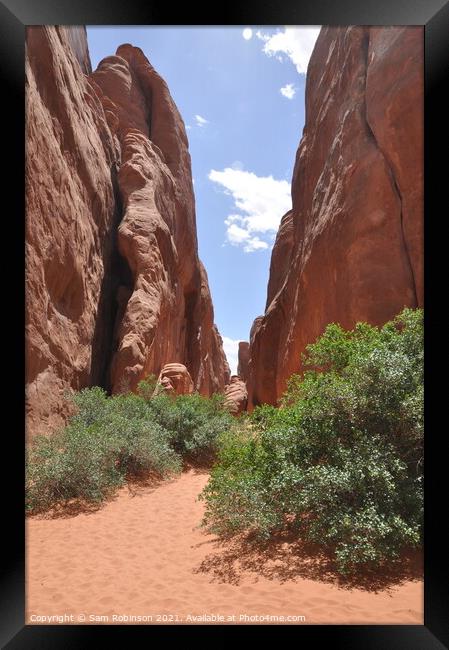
[{"left": 26, "top": 470, "right": 423, "bottom": 625}]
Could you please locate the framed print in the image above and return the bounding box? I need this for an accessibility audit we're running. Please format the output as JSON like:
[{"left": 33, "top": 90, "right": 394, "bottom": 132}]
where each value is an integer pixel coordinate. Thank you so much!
[{"left": 1, "top": 0, "right": 447, "bottom": 647}]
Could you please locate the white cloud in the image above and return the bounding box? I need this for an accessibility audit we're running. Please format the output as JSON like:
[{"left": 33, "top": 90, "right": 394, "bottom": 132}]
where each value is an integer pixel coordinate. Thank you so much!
[
  {"left": 280, "top": 82, "right": 296, "bottom": 99},
  {"left": 194, "top": 114, "right": 209, "bottom": 127},
  {"left": 208, "top": 167, "right": 291, "bottom": 253},
  {"left": 222, "top": 336, "right": 240, "bottom": 375},
  {"left": 226, "top": 222, "right": 268, "bottom": 252},
  {"left": 257, "top": 26, "right": 320, "bottom": 74},
  {"left": 242, "top": 28, "right": 253, "bottom": 40},
  {"left": 186, "top": 124, "right": 192, "bottom": 130}
]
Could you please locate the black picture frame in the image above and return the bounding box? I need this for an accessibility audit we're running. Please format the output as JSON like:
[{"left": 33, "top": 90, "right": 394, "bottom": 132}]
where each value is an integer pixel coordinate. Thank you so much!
[{"left": 2, "top": 0, "right": 447, "bottom": 647}]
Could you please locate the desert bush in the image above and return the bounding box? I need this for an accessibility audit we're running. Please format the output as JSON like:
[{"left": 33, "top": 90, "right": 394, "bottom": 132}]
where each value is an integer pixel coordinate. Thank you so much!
[
  {"left": 98, "top": 393, "right": 182, "bottom": 477},
  {"left": 26, "top": 420, "right": 124, "bottom": 512},
  {"left": 136, "top": 374, "right": 160, "bottom": 400},
  {"left": 147, "top": 391, "right": 234, "bottom": 461},
  {"left": 26, "top": 384, "right": 234, "bottom": 512},
  {"left": 26, "top": 388, "right": 180, "bottom": 512},
  {"left": 249, "top": 404, "right": 278, "bottom": 431},
  {"left": 201, "top": 308, "right": 423, "bottom": 575}
]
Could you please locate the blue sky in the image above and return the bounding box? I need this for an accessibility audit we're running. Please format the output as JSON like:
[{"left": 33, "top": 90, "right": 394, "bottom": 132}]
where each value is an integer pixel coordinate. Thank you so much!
[{"left": 86, "top": 26, "right": 320, "bottom": 373}]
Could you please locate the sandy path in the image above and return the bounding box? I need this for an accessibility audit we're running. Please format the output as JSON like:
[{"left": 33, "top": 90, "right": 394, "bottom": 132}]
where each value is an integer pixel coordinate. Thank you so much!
[{"left": 26, "top": 470, "right": 423, "bottom": 625}]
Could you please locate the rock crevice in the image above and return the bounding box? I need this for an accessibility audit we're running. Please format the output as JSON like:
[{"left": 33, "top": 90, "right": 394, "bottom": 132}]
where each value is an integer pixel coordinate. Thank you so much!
[{"left": 361, "top": 30, "right": 418, "bottom": 308}]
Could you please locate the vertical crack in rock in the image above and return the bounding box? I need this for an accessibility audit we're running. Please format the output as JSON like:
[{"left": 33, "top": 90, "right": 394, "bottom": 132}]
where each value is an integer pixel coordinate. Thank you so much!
[
  {"left": 89, "top": 179, "right": 134, "bottom": 393},
  {"left": 361, "top": 30, "right": 418, "bottom": 307},
  {"left": 183, "top": 289, "right": 199, "bottom": 379}
]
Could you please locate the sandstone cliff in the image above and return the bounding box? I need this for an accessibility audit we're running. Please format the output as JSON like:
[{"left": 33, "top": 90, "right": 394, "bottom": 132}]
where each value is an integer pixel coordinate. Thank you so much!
[
  {"left": 26, "top": 27, "right": 230, "bottom": 436},
  {"left": 248, "top": 26, "right": 423, "bottom": 408}
]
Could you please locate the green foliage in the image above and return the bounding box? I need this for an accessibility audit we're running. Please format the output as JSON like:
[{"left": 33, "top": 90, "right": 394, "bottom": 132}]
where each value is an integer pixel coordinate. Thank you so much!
[
  {"left": 26, "top": 426, "right": 122, "bottom": 513},
  {"left": 201, "top": 308, "right": 423, "bottom": 575},
  {"left": 249, "top": 404, "right": 278, "bottom": 431},
  {"left": 136, "top": 374, "right": 160, "bottom": 400},
  {"left": 26, "top": 388, "right": 181, "bottom": 512},
  {"left": 147, "top": 392, "right": 233, "bottom": 461},
  {"left": 26, "top": 383, "right": 234, "bottom": 513}
]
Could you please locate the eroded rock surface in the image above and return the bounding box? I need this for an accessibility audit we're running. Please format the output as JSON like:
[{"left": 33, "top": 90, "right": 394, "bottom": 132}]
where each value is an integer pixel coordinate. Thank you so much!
[
  {"left": 224, "top": 377, "right": 248, "bottom": 415},
  {"left": 26, "top": 28, "right": 229, "bottom": 436},
  {"left": 248, "top": 26, "right": 423, "bottom": 408},
  {"left": 155, "top": 363, "right": 194, "bottom": 396}
]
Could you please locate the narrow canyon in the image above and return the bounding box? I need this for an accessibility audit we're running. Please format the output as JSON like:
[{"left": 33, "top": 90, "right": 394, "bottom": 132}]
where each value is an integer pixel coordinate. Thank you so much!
[{"left": 25, "top": 26, "right": 423, "bottom": 435}]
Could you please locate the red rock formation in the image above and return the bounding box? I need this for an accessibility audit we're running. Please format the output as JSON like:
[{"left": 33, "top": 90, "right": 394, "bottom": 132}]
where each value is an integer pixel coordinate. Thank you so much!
[
  {"left": 237, "top": 342, "right": 250, "bottom": 384},
  {"left": 25, "top": 27, "right": 229, "bottom": 436},
  {"left": 265, "top": 210, "right": 294, "bottom": 308},
  {"left": 224, "top": 377, "right": 248, "bottom": 415},
  {"left": 248, "top": 26, "right": 423, "bottom": 408},
  {"left": 90, "top": 44, "right": 230, "bottom": 395},
  {"left": 156, "top": 363, "right": 194, "bottom": 396},
  {"left": 26, "top": 26, "right": 119, "bottom": 436},
  {"left": 61, "top": 26, "right": 92, "bottom": 74},
  {"left": 365, "top": 28, "right": 424, "bottom": 305}
]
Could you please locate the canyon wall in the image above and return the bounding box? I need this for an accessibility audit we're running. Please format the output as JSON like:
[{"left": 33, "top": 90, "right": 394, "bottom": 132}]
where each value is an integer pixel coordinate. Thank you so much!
[
  {"left": 247, "top": 26, "right": 423, "bottom": 408},
  {"left": 26, "top": 27, "right": 230, "bottom": 436}
]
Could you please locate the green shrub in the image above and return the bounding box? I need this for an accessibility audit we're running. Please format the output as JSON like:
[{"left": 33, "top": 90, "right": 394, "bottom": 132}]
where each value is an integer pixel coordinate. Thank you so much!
[
  {"left": 136, "top": 374, "right": 160, "bottom": 400},
  {"left": 249, "top": 404, "right": 278, "bottom": 431},
  {"left": 201, "top": 308, "right": 423, "bottom": 575},
  {"left": 98, "top": 393, "right": 182, "bottom": 478},
  {"left": 26, "top": 388, "right": 180, "bottom": 513},
  {"left": 26, "top": 384, "right": 233, "bottom": 512},
  {"left": 147, "top": 392, "right": 233, "bottom": 461},
  {"left": 26, "top": 420, "right": 124, "bottom": 512}
]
